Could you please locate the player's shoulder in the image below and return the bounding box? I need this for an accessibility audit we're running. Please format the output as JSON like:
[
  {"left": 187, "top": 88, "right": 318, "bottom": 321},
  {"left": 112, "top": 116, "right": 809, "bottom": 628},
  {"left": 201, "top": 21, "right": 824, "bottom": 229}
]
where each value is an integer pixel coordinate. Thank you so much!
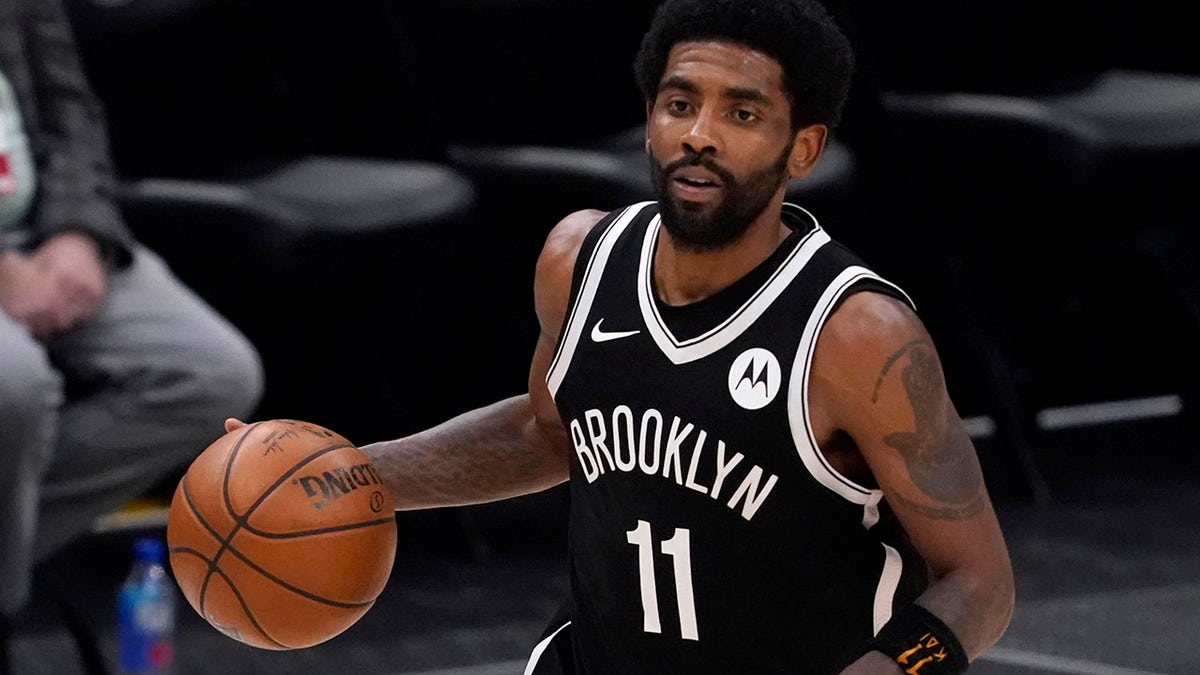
[
  {"left": 537, "top": 208, "right": 614, "bottom": 280},
  {"left": 544, "top": 208, "right": 608, "bottom": 256},
  {"left": 810, "top": 289, "right": 938, "bottom": 421},
  {"left": 820, "top": 289, "right": 930, "bottom": 361},
  {"left": 534, "top": 208, "right": 610, "bottom": 326}
]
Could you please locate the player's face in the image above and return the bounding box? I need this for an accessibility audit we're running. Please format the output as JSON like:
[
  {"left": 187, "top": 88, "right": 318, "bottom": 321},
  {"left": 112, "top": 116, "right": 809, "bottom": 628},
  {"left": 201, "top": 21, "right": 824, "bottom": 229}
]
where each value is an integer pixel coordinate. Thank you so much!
[{"left": 647, "top": 41, "right": 800, "bottom": 251}]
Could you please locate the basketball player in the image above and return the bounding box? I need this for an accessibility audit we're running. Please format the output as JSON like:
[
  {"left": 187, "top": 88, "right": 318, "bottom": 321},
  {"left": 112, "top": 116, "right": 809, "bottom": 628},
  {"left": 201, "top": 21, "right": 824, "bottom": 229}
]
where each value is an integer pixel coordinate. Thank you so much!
[{"left": 234, "top": 0, "right": 1014, "bottom": 671}]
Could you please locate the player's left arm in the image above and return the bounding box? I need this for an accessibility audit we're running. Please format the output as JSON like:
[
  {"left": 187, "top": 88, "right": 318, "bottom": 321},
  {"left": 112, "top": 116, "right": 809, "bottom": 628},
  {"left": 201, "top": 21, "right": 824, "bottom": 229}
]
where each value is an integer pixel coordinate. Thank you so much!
[{"left": 812, "top": 291, "right": 1014, "bottom": 672}]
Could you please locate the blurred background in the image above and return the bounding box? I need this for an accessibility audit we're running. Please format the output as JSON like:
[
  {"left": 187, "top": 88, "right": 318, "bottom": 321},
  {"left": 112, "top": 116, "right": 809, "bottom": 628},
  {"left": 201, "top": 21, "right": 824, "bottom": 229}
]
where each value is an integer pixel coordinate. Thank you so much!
[{"left": 14, "top": 0, "right": 1200, "bottom": 673}]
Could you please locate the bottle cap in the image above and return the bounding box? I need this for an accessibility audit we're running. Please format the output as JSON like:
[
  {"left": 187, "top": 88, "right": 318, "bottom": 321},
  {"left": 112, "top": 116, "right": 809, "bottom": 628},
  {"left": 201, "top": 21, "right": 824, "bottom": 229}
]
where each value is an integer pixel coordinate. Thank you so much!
[{"left": 134, "top": 537, "right": 166, "bottom": 563}]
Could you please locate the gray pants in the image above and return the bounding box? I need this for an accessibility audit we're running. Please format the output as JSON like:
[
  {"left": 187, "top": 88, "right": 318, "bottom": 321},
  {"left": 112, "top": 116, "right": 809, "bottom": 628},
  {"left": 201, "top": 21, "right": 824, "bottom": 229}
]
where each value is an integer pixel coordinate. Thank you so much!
[{"left": 0, "top": 244, "right": 263, "bottom": 616}]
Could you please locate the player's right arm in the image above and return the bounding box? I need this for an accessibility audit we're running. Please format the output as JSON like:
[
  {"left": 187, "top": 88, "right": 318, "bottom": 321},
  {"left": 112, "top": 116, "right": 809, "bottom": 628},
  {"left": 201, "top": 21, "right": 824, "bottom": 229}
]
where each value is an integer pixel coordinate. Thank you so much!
[{"left": 353, "top": 209, "right": 606, "bottom": 510}]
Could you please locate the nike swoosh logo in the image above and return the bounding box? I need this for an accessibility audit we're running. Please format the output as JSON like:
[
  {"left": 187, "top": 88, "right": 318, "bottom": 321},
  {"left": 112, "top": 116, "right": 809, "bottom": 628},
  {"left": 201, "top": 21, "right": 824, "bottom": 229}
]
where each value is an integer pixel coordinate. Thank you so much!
[{"left": 591, "top": 319, "right": 641, "bottom": 343}]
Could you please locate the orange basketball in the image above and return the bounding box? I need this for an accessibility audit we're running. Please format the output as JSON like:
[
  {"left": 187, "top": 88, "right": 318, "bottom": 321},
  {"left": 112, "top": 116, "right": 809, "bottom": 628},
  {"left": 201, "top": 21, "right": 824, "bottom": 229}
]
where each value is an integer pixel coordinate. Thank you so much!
[{"left": 166, "top": 419, "right": 397, "bottom": 650}]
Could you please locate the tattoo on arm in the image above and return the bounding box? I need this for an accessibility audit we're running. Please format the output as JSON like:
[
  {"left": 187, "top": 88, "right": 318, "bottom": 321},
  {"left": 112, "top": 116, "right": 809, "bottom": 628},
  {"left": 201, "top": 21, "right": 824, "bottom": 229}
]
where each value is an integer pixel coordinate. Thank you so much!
[
  {"left": 372, "top": 431, "right": 546, "bottom": 506},
  {"left": 362, "top": 397, "right": 567, "bottom": 509},
  {"left": 887, "top": 489, "right": 984, "bottom": 520},
  {"left": 871, "top": 338, "right": 923, "bottom": 404},
  {"left": 877, "top": 341, "right": 985, "bottom": 519}
]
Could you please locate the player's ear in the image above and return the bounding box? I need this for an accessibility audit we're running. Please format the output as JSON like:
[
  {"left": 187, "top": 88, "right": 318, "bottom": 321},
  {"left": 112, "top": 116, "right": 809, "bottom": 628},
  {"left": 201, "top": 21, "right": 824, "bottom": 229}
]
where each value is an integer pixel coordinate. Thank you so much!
[{"left": 787, "top": 123, "right": 828, "bottom": 180}]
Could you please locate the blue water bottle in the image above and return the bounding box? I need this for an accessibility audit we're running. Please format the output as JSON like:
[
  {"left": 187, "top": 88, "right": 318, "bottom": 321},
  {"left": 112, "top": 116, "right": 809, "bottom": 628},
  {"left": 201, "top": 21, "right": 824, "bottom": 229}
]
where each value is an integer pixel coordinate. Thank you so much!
[{"left": 117, "top": 537, "right": 176, "bottom": 674}]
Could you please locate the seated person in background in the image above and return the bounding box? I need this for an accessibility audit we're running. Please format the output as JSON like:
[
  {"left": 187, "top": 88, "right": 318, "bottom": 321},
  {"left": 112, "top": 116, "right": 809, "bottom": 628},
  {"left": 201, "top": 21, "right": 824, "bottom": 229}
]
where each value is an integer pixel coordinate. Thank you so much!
[{"left": 0, "top": 0, "right": 263, "bottom": 656}]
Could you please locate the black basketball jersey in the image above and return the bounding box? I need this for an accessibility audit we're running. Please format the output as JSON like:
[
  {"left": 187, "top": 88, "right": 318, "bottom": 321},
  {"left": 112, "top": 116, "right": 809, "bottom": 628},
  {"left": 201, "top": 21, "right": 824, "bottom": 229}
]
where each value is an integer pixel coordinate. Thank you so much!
[{"left": 544, "top": 202, "right": 929, "bottom": 674}]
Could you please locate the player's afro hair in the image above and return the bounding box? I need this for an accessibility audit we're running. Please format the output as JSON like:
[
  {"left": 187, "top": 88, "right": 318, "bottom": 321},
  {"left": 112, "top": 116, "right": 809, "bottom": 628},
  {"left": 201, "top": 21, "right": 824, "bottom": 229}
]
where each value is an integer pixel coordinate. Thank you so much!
[{"left": 633, "top": 0, "right": 854, "bottom": 131}]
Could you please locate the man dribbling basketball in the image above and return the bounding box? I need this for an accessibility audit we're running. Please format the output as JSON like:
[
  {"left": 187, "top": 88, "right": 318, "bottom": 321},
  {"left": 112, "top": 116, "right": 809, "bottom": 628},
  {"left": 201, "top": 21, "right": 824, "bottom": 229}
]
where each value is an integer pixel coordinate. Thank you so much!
[{"left": 233, "top": 0, "right": 1014, "bottom": 672}]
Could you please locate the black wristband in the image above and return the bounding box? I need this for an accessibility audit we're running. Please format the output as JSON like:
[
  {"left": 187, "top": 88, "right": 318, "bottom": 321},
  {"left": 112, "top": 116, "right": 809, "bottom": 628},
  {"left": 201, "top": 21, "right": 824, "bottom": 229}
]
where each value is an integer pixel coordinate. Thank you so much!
[{"left": 870, "top": 604, "right": 969, "bottom": 674}]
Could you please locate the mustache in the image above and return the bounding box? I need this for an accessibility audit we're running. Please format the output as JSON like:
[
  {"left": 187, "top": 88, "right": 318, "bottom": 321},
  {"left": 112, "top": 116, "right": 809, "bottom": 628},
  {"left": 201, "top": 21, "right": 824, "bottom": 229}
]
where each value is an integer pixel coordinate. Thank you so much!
[{"left": 659, "top": 152, "right": 736, "bottom": 186}]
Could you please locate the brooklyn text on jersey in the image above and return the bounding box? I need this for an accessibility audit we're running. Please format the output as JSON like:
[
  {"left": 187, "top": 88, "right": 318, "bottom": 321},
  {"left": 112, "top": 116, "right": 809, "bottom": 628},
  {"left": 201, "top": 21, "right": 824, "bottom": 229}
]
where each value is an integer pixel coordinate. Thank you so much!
[{"left": 568, "top": 404, "right": 779, "bottom": 521}]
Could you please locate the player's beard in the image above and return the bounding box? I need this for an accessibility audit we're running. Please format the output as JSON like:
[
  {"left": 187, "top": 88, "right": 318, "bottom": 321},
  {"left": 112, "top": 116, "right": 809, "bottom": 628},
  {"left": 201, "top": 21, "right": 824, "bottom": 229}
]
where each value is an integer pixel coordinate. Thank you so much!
[{"left": 650, "top": 142, "right": 793, "bottom": 252}]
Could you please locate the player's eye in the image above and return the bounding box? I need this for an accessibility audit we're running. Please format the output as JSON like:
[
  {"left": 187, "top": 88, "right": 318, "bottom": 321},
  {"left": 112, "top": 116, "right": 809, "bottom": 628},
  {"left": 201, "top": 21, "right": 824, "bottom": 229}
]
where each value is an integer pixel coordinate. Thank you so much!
[
  {"left": 667, "top": 99, "right": 692, "bottom": 114},
  {"left": 732, "top": 109, "right": 757, "bottom": 123}
]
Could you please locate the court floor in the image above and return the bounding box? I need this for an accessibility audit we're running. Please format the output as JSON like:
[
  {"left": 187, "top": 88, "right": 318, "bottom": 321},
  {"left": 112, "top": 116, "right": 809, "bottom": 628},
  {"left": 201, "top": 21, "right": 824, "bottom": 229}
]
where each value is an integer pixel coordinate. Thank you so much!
[{"left": 11, "top": 412, "right": 1198, "bottom": 675}]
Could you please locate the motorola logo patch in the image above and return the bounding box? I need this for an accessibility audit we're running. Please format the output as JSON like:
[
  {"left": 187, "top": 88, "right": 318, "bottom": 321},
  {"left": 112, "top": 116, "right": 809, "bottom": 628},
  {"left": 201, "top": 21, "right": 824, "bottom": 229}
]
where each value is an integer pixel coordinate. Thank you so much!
[{"left": 727, "top": 348, "right": 781, "bottom": 410}]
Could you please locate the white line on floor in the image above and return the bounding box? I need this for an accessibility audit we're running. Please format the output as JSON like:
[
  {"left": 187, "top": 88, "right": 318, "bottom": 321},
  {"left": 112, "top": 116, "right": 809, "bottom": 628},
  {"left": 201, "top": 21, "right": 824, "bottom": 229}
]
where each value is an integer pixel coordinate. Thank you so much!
[{"left": 980, "top": 646, "right": 1167, "bottom": 675}]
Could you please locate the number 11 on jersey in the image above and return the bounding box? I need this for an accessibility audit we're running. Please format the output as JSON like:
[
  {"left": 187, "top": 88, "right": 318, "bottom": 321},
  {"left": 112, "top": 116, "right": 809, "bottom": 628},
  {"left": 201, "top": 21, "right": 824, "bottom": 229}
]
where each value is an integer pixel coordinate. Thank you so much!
[{"left": 626, "top": 519, "right": 699, "bottom": 641}]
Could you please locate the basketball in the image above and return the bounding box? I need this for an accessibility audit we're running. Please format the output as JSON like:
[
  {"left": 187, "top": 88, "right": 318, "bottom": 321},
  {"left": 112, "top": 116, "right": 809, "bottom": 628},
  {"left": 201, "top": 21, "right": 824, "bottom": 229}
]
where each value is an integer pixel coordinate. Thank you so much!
[{"left": 166, "top": 419, "right": 397, "bottom": 650}]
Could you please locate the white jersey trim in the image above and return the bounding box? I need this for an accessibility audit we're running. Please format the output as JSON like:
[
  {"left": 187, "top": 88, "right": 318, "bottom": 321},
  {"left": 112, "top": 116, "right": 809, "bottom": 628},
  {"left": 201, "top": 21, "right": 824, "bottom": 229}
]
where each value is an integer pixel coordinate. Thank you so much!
[
  {"left": 873, "top": 543, "right": 903, "bottom": 635},
  {"left": 787, "top": 266, "right": 914, "bottom": 512},
  {"left": 547, "top": 202, "right": 654, "bottom": 398},
  {"left": 523, "top": 620, "right": 572, "bottom": 675},
  {"left": 637, "top": 206, "right": 832, "bottom": 365}
]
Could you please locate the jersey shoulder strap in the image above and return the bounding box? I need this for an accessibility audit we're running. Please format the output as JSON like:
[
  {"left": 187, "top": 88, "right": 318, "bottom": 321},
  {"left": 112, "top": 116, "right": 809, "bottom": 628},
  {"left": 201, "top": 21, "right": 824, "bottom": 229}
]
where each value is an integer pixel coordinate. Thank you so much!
[{"left": 547, "top": 201, "right": 656, "bottom": 395}]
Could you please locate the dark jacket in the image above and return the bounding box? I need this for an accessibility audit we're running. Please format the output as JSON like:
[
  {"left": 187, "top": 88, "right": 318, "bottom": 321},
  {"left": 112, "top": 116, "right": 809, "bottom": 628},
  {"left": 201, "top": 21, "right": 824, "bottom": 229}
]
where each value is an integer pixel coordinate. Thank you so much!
[{"left": 0, "top": 0, "right": 132, "bottom": 266}]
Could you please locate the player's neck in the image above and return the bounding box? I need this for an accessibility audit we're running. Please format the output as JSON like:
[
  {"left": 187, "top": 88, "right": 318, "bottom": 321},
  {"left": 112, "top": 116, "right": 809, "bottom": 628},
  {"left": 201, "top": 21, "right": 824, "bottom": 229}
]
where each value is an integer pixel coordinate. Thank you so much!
[{"left": 654, "top": 206, "right": 791, "bottom": 307}]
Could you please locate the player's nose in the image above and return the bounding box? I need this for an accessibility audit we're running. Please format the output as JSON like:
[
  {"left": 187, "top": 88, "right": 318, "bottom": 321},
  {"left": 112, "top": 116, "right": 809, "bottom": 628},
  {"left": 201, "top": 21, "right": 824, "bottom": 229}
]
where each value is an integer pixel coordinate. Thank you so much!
[{"left": 680, "top": 108, "right": 721, "bottom": 156}]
